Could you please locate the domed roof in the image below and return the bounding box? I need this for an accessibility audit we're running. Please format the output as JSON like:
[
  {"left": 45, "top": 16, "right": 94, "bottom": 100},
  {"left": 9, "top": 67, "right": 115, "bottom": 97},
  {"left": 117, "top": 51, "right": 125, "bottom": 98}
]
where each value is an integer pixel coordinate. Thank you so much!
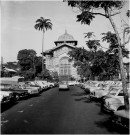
[{"left": 58, "top": 30, "right": 75, "bottom": 41}]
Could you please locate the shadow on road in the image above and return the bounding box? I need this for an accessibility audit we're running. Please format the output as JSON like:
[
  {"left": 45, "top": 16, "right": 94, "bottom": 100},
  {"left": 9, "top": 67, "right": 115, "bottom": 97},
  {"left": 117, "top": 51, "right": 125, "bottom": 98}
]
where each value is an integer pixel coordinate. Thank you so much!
[
  {"left": 1, "top": 102, "right": 19, "bottom": 113},
  {"left": 95, "top": 103, "right": 101, "bottom": 107},
  {"left": 94, "top": 117, "right": 129, "bottom": 134},
  {"left": 72, "top": 91, "right": 94, "bottom": 103},
  {"left": 74, "top": 97, "right": 88, "bottom": 101},
  {"left": 1, "top": 94, "right": 42, "bottom": 113},
  {"left": 71, "top": 91, "right": 87, "bottom": 96},
  {"left": 74, "top": 96, "right": 95, "bottom": 103}
]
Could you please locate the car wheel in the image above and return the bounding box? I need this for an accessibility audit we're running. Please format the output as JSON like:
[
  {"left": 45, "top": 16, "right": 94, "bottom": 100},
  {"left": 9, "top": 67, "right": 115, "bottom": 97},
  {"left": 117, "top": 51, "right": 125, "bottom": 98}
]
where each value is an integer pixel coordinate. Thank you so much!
[
  {"left": 100, "top": 101, "right": 105, "bottom": 112},
  {"left": 117, "top": 105, "right": 125, "bottom": 111}
]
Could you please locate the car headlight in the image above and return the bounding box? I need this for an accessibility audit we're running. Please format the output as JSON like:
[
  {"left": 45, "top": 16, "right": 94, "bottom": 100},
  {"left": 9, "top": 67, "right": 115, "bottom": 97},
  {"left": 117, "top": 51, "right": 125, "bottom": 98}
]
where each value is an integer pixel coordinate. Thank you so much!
[
  {"left": 9, "top": 93, "right": 13, "bottom": 98},
  {"left": 110, "top": 105, "right": 116, "bottom": 111}
]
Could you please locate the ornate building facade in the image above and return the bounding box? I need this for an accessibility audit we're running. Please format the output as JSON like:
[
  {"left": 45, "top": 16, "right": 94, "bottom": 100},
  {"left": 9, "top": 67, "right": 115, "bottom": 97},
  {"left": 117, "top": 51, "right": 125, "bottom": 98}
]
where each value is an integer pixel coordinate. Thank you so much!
[{"left": 44, "top": 30, "right": 80, "bottom": 81}]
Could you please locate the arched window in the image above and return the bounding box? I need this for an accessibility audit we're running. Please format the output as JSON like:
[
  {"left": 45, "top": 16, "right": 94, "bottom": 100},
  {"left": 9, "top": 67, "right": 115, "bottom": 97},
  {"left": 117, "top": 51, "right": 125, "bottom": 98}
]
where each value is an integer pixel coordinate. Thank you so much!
[{"left": 59, "top": 57, "right": 71, "bottom": 76}]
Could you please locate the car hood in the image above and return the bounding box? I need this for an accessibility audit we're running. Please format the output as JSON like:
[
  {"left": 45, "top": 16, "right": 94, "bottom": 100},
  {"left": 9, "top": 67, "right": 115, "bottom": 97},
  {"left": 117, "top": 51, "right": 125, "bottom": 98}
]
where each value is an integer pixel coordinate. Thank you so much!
[
  {"left": 114, "top": 110, "right": 129, "bottom": 119},
  {"left": 1, "top": 91, "right": 12, "bottom": 96},
  {"left": 105, "top": 97, "right": 124, "bottom": 105}
]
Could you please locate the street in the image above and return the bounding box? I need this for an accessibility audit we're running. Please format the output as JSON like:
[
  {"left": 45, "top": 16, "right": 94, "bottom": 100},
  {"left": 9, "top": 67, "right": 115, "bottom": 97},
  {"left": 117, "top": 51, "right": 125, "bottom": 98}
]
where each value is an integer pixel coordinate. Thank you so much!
[{"left": 1, "top": 86, "right": 128, "bottom": 134}]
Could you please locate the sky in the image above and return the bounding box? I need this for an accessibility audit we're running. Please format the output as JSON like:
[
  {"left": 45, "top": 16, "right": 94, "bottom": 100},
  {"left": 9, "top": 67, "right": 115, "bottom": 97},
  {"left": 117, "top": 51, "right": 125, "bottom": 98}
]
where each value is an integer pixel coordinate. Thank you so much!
[{"left": 1, "top": 0, "right": 129, "bottom": 63}]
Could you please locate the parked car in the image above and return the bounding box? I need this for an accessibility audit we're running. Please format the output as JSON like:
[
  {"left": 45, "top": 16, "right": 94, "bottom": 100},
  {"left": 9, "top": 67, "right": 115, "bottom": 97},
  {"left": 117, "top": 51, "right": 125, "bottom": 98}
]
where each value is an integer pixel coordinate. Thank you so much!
[
  {"left": 54, "top": 82, "right": 59, "bottom": 87},
  {"left": 35, "top": 81, "right": 48, "bottom": 90},
  {"left": 101, "top": 87, "right": 130, "bottom": 113},
  {"left": 90, "top": 84, "right": 121, "bottom": 100},
  {"left": 59, "top": 81, "right": 69, "bottom": 90},
  {"left": 43, "top": 81, "right": 53, "bottom": 89},
  {"left": 85, "top": 81, "right": 103, "bottom": 93},
  {"left": 1, "top": 83, "right": 28, "bottom": 100},
  {"left": 0, "top": 90, "right": 16, "bottom": 103},
  {"left": 18, "top": 82, "right": 40, "bottom": 96},
  {"left": 0, "top": 77, "right": 29, "bottom": 100},
  {"left": 90, "top": 83, "right": 109, "bottom": 99},
  {"left": 68, "top": 81, "right": 75, "bottom": 86},
  {"left": 47, "top": 82, "right": 55, "bottom": 88},
  {"left": 25, "top": 81, "right": 42, "bottom": 93},
  {"left": 112, "top": 109, "right": 129, "bottom": 129}
]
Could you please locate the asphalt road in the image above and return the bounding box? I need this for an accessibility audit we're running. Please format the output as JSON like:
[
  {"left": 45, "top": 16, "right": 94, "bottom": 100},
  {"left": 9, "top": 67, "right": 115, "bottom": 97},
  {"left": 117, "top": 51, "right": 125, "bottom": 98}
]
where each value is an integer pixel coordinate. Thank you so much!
[{"left": 1, "top": 86, "right": 129, "bottom": 134}]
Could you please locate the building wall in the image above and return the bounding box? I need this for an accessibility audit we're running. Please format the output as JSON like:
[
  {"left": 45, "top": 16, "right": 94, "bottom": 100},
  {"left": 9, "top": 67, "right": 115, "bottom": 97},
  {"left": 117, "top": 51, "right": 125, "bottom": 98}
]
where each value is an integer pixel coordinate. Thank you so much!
[{"left": 45, "top": 46, "right": 78, "bottom": 79}]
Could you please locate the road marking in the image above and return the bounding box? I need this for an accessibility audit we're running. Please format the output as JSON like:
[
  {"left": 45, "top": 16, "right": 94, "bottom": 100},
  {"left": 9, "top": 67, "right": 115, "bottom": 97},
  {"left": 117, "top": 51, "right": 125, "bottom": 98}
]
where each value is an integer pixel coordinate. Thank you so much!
[
  {"left": 1, "top": 120, "right": 9, "bottom": 126},
  {"left": 23, "top": 120, "right": 29, "bottom": 123},
  {"left": 17, "top": 110, "right": 24, "bottom": 113},
  {"left": 35, "top": 100, "right": 40, "bottom": 102},
  {"left": 29, "top": 104, "right": 33, "bottom": 106}
]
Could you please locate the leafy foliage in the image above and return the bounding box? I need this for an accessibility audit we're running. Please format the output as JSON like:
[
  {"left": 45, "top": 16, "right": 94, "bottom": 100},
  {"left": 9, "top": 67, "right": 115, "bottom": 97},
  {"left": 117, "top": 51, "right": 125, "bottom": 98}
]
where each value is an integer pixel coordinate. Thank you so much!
[
  {"left": 34, "top": 56, "right": 42, "bottom": 75},
  {"left": 50, "top": 71, "right": 59, "bottom": 82},
  {"left": 17, "top": 49, "right": 36, "bottom": 71},
  {"left": 37, "top": 69, "right": 53, "bottom": 81},
  {"left": 84, "top": 32, "right": 100, "bottom": 52},
  {"left": 3, "top": 62, "right": 18, "bottom": 71},
  {"left": 102, "top": 31, "right": 129, "bottom": 57},
  {"left": 126, "top": 10, "right": 130, "bottom": 17},
  {"left": 68, "top": 1, "right": 124, "bottom": 25},
  {"left": 77, "top": 11, "right": 95, "bottom": 25},
  {"left": 86, "top": 40, "right": 100, "bottom": 52},
  {"left": 84, "top": 32, "right": 95, "bottom": 39},
  {"left": 17, "top": 49, "right": 44, "bottom": 80},
  {"left": 34, "top": 17, "right": 52, "bottom": 32},
  {"left": 68, "top": 30, "right": 129, "bottom": 80}
]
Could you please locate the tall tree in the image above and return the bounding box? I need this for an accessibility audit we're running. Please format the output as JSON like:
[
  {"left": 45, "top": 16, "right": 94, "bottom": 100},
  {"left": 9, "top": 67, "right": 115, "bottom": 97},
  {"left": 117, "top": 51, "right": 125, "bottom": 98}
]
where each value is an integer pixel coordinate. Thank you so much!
[
  {"left": 17, "top": 49, "right": 36, "bottom": 71},
  {"left": 67, "top": 1, "right": 129, "bottom": 109},
  {"left": 34, "top": 17, "right": 52, "bottom": 73},
  {"left": 17, "top": 49, "right": 37, "bottom": 79}
]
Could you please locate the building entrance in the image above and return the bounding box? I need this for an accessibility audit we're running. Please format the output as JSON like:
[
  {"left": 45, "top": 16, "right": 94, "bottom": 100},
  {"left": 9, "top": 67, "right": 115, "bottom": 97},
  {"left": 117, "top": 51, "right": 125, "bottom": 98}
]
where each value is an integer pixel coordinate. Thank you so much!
[{"left": 59, "top": 57, "right": 71, "bottom": 81}]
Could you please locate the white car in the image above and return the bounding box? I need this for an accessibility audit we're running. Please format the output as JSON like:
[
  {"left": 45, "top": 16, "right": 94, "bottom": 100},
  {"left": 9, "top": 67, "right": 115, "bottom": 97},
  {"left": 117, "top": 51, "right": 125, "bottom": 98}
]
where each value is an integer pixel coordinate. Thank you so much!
[
  {"left": 59, "top": 82, "right": 69, "bottom": 90},
  {"left": 85, "top": 81, "right": 103, "bottom": 92},
  {"left": 90, "top": 81, "right": 122, "bottom": 99},
  {"left": 18, "top": 83, "right": 40, "bottom": 95},
  {"left": 112, "top": 109, "right": 129, "bottom": 129},
  {"left": 42, "top": 81, "right": 51, "bottom": 89},
  {"left": 47, "top": 82, "right": 55, "bottom": 88},
  {"left": 103, "top": 88, "right": 130, "bottom": 112},
  {"left": 68, "top": 81, "right": 75, "bottom": 86},
  {"left": 0, "top": 91, "right": 15, "bottom": 103},
  {"left": 90, "top": 85, "right": 120, "bottom": 99},
  {"left": 35, "top": 81, "right": 47, "bottom": 90},
  {"left": 25, "top": 81, "right": 42, "bottom": 92}
]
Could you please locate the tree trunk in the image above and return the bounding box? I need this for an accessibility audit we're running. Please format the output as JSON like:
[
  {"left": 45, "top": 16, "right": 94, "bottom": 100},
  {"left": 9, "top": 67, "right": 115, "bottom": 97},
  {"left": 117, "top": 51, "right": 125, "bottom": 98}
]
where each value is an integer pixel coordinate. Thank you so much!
[
  {"left": 107, "top": 9, "right": 129, "bottom": 110},
  {"left": 33, "top": 56, "right": 36, "bottom": 77},
  {"left": 42, "top": 29, "right": 45, "bottom": 75}
]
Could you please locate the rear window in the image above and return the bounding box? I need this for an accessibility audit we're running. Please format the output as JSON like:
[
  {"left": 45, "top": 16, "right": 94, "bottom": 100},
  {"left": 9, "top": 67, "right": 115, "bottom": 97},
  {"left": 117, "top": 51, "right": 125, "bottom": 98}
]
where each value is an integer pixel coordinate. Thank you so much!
[
  {"left": 118, "top": 90, "right": 124, "bottom": 96},
  {"left": 109, "top": 88, "right": 118, "bottom": 96},
  {"left": 60, "top": 82, "right": 67, "bottom": 84}
]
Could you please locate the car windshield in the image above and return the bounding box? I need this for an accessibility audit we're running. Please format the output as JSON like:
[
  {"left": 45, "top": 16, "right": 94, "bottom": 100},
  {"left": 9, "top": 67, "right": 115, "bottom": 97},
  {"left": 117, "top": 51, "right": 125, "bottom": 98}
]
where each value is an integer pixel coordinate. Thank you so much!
[
  {"left": 60, "top": 82, "right": 66, "bottom": 84},
  {"left": 118, "top": 90, "right": 124, "bottom": 96},
  {"left": 109, "top": 88, "right": 118, "bottom": 96},
  {"left": 30, "top": 82, "right": 35, "bottom": 85}
]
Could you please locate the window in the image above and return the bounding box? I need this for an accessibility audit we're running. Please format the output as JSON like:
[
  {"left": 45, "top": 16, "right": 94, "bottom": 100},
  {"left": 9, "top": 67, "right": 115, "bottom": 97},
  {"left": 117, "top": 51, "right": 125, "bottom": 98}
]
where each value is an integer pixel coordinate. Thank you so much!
[
  {"left": 118, "top": 90, "right": 124, "bottom": 96},
  {"left": 59, "top": 57, "right": 71, "bottom": 76}
]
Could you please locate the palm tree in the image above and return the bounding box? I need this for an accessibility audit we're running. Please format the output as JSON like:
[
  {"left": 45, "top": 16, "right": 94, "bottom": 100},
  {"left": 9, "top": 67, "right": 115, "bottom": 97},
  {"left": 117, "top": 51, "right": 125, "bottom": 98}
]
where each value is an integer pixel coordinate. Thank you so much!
[{"left": 34, "top": 17, "right": 52, "bottom": 73}]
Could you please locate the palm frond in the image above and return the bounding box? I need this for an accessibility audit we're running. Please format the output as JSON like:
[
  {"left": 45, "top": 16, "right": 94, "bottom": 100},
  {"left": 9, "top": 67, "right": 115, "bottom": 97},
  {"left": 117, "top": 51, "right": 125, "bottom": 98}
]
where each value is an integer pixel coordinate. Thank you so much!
[
  {"left": 36, "top": 19, "right": 41, "bottom": 23},
  {"left": 35, "top": 17, "right": 52, "bottom": 32}
]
